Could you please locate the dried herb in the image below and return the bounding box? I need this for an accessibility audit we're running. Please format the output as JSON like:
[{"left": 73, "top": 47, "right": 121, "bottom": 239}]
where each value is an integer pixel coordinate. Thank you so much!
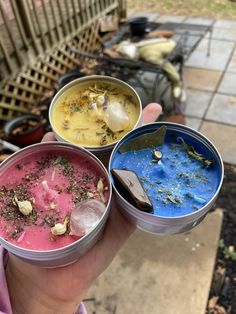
[
  {"left": 100, "top": 135, "right": 107, "bottom": 146},
  {"left": 16, "top": 164, "right": 23, "bottom": 170},
  {"left": 25, "top": 209, "right": 38, "bottom": 225},
  {"left": 53, "top": 156, "right": 74, "bottom": 177},
  {"left": 69, "top": 102, "right": 79, "bottom": 113},
  {"left": 44, "top": 215, "right": 56, "bottom": 227},
  {"left": 89, "top": 85, "right": 106, "bottom": 94},
  {"left": 156, "top": 187, "right": 182, "bottom": 205},
  {"left": 106, "top": 127, "right": 115, "bottom": 139},
  {"left": 74, "top": 189, "right": 90, "bottom": 203},
  {"left": 167, "top": 196, "right": 180, "bottom": 204},
  {"left": 11, "top": 226, "right": 24, "bottom": 240},
  {"left": 23, "top": 172, "right": 40, "bottom": 182},
  {"left": 53, "top": 156, "right": 62, "bottom": 166},
  {"left": 62, "top": 121, "right": 70, "bottom": 129},
  {"left": 177, "top": 137, "right": 213, "bottom": 167},
  {"left": 36, "top": 156, "right": 51, "bottom": 169},
  {"left": 119, "top": 126, "right": 167, "bottom": 153}
]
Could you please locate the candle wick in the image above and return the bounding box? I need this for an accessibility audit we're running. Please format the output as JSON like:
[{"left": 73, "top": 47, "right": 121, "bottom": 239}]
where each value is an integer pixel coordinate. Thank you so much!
[{"left": 42, "top": 180, "right": 50, "bottom": 192}]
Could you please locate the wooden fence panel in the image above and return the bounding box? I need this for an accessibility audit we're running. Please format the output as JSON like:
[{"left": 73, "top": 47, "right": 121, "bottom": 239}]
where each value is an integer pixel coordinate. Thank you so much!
[{"left": 0, "top": 0, "right": 122, "bottom": 121}]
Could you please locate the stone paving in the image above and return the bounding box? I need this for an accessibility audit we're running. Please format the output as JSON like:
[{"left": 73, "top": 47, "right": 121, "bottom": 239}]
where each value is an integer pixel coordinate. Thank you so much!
[
  {"left": 85, "top": 210, "right": 223, "bottom": 314},
  {"left": 182, "top": 16, "right": 236, "bottom": 165},
  {"left": 126, "top": 13, "right": 236, "bottom": 165},
  {"left": 84, "top": 13, "right": 236, "bottom": 314}
]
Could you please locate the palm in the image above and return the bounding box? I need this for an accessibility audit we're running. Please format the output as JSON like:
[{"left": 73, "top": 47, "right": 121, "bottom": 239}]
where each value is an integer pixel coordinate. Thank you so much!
[{"left": 8, "top": 201, "right": 133, "bottom": 305}]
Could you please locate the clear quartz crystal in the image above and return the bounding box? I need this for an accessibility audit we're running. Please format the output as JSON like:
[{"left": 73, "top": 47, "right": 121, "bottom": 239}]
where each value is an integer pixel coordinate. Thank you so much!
[
  {"left": 105, "top": 102, "right": 130, "bottom": 132},
  {"left": 70, "top": 199, "right": 106, "bottom": 237}
]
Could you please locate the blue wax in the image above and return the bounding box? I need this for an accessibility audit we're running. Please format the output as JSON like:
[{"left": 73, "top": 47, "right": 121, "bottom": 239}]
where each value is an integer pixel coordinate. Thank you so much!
[{"left": 111, "top": 143, "right": 220, "bottom": 217}]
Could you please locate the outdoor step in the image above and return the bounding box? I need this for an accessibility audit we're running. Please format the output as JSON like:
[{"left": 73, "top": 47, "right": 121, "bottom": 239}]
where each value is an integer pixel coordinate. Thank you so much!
[{"left": 84, "top": 209, "right": 223, "bottom": 314}]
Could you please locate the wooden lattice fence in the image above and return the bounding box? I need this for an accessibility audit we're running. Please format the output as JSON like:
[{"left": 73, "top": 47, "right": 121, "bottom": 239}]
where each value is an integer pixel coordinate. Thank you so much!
[{"left": 0, "top": 0, "right": 124, "bottom": 122}]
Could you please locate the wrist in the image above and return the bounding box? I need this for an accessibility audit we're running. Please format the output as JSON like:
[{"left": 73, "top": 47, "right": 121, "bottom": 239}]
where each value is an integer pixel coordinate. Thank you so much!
[{"left": 6, "top": 255, "right": 82, "bottom": 314}]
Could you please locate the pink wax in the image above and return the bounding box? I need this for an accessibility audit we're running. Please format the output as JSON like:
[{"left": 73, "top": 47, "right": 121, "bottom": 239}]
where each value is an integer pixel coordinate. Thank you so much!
[{"left": 0, "top": 150, "right": 109, "bottom": 251}]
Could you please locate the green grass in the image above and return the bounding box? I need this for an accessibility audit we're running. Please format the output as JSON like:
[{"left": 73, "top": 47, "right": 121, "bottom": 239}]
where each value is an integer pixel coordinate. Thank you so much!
[{"left": 128, "top": 0, "right": 236, "bottom": 20}]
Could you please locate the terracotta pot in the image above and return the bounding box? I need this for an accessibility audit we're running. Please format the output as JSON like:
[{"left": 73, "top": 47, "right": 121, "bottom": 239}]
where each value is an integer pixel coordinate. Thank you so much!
[
  {"left": 4, "top": 114, "right": 44, "bottom": 147},
  {"left": 162, "top": 114, "right": 186, "bottom": 125}
]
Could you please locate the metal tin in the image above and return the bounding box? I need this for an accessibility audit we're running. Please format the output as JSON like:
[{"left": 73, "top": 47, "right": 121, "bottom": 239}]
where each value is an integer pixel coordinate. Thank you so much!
[
  {"left": 109, "top": 122, "right": 224, "bottom": 235},
  {"left": 49, "top": 75, "right": 142, "bottom": 165},
  {"left": 0, "top": 142, "right": 112, "bottom": 267}
]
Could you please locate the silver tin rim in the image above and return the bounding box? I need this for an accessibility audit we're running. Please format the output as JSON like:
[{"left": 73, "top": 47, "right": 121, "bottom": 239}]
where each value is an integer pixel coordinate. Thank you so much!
[
  {"left": 109, "top": 122, "right": 224, "bottom": 224},
  {"left": 0, "top": 142, "right": 112, "bottom": 265},
  {"left": 49, "top": 75, "right": 142, "bottom": 154}
]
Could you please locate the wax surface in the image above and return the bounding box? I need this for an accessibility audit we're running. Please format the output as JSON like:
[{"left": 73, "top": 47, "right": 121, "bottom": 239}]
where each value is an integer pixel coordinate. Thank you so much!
[
  {"left": 52, "top": 82, "right": 140, "bottom": 147},
  {"left": 0, "top": 152, "right": 109, "bottom": 250},
  {"left": 112, "top": 142, "right": 219, "bottom": 217}
]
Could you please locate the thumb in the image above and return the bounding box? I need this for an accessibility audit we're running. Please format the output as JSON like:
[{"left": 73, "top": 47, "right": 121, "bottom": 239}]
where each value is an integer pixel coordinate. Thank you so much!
[
  {"left": 41, "top": 132, "right": 56, "bottom": 142},
  {"left": 141, "top": 103, "right": 162, "bottom": 125}
]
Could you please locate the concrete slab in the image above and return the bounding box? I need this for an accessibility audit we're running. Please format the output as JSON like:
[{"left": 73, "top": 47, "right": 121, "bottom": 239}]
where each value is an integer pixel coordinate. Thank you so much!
[
  {"left": 185, "top": 117, "right": 202, "bottom": 130},
  {"left": 84, "top": 209, "right": 223, "bottom": 314},
  {"left": 173, "top": 34, "right": 205, "bottom": 58},
  {"left": 186, "top": 38, "right": 234, "bottom": 71},
  {"left": 208, "top": 27, "right": 236, "bottom": 42},
  {"left": 218, "top": 72, "right": 236, "bottom": 96},
  {"left": 185, "top": 89, "right": 212, "bottom": 118},
  {"left": 200, "top": 121, "right": 236, "bottom": 164},
  {"left": 184, "top": 67, "right": 222, "bottom": 92},
  {"left": 157, "top": 15, "right": 186, "bottom": 23},
  {"left": 184, "top": 17, "right": 214, "bottom": 26},
  {"left": 206, "top": 93, "right": 236, "bottom": 126},
  {"left": 227, "top": 48, "right": 236, "bottom": 73},
  {"left": 214, "top": 19, "right": 236, "bottom": 29}
]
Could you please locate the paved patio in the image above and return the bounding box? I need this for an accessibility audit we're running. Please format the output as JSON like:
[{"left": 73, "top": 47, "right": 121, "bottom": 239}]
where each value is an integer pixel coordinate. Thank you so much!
[
  {"left": 182, "top": 18, "right": 236, "bottom": 165},
  {"left": 127, "top": 12, "right": 236, "bottom": 165},
  {"left": 85, "top": 209, "right": 223, "bottom": 314},
  {"left": 84, "top": 13, "right": 235, "bottom": 314}
]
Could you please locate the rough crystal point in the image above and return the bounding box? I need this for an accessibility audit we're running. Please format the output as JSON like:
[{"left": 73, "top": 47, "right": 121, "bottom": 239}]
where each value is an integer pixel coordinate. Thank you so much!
[
  {"left": 112, "top": 169, "right": 153, "bottom": 213},
  {"left": 70, "top": 199, "right": 106, "bottom": 237},
  {"left": 105, "top": 102, "right": 130, "bottom": 132}
]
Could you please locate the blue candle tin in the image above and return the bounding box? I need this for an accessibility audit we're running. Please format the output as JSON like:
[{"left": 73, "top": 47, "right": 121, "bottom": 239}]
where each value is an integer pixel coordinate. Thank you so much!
[{"left": 109, "top": 122, "right": 224, "bottom": 235}]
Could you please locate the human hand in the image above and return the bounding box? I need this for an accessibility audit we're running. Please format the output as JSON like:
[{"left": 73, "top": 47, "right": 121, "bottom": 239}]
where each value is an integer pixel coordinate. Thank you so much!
[{"left": 6, "top": 103, "right": 162, "bottom": 314}]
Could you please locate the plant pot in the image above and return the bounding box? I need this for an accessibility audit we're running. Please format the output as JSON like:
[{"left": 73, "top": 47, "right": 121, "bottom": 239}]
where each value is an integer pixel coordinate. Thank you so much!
[
  {"left": 129, "top": 17, "right": 149, "bottom": 37},
  {"left": 4, "top": 114, "right": 44, "bottom": 147},
  {"left": 58, "top": 70, "right": 86, "bottom": 89}
]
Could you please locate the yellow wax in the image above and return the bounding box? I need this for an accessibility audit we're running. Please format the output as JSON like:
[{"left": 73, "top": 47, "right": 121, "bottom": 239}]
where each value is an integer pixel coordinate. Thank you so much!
[{"left": 51, "top": 83, "right": 140, "bottom": 147}]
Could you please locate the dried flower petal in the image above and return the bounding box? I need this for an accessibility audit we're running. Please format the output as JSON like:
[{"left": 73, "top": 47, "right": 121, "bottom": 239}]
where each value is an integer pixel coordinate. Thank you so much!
[
  {"left": 50, "top": 202, "right": 56, "bottom": 209},
  {"left": 99, "top": 192, "right": 106, "bottom": 203},
  {"left": 87, "top": 192, "right": 94, "bottom": 198},
  {"left": 51, "top": 216, "right": 69, "bottom": 236},
  {"left": 97, "top": 95, "right": 105, "bottom": 105},
  {"left": 97, "top": 178, "right": 104, "bottom": 193},
  {"left": 13, "top": 195, "right": 33, "bottom": 216}
]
